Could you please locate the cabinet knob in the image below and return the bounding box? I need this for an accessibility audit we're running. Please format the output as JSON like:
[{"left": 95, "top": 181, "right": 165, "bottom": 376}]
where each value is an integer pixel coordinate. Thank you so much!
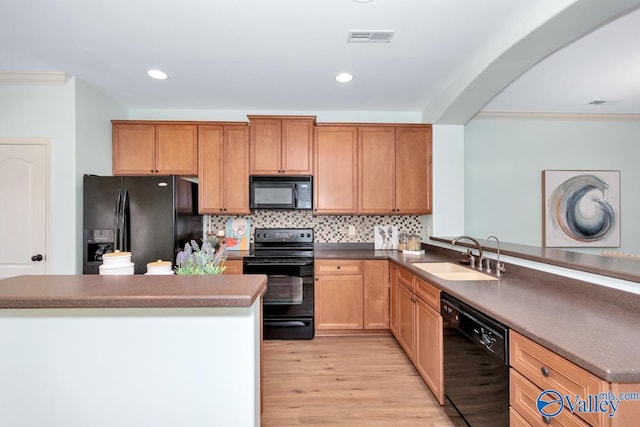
[
  {"left": 336, "top": 265, "right": 341, "bottom": 270},
  {"left": 315, "top": 277, "right": 318, "bottom": 281},
  {"left": 31, "top": 254, "right": 43, "bottom": 262},
  {"left": 541, "top": 366, "right": 550, "bottom": 377},
  {"left": 150, "top": 170, "right": 154, "bottom": 173}
]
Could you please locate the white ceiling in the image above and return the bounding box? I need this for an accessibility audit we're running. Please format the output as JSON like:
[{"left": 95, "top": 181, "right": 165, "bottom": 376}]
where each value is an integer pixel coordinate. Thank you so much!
[{"left": 1, "top": 0, "right": 639, "bottom": 123}]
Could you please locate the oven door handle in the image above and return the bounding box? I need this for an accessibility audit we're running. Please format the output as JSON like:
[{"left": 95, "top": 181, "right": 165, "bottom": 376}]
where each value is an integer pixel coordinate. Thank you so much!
[
  {"left": 264, "top": 320, "right": 308, "bottom": 328},
  {"left": 244, "top": 261, "right": 313, "bottom": 267}
]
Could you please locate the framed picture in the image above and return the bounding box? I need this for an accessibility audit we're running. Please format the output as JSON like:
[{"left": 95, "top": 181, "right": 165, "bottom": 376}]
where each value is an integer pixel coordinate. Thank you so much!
[
  {"left": 374, "top": 225, "right": 398, "bottom": 250},
  {"left": 542, "top": 170, "right": 620, "bottom": 247},
  {"left": 225, "top": 218, "right": 250, "bottom": 251}
]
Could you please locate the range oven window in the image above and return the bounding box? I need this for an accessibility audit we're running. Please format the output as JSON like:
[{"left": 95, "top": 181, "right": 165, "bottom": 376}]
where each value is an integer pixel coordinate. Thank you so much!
[{"left": 263, "top": 275, "right": 303, "bottom": 305}]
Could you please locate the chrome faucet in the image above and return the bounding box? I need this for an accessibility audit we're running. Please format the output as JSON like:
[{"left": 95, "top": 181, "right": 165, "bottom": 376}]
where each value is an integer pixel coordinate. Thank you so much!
[
  {"left": 484, "top": 235, "right": 506, "bottom": 277},
  {"left": 451, "top": 236, "right": 483, "bottom": 269}
]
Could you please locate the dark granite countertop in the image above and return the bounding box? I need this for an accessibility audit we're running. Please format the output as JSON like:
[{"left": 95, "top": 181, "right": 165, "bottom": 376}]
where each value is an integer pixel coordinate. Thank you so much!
[
  {"left": 0, "top": 274, "right": 267, "bottom": 309},
  {"left": 315, "top": 244, "right": 640, "bottom": 383}
]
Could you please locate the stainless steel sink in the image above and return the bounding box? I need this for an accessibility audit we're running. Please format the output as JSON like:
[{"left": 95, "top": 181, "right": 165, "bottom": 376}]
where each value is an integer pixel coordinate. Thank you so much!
[{"left": 412, "top": 262, "right": 498, "bottom": 281}]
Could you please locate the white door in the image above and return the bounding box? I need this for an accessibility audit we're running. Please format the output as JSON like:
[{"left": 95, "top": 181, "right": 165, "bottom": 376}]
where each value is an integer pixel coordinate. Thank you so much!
[{"left": 0, "top": 140, "right": 49, "bottom": 278}]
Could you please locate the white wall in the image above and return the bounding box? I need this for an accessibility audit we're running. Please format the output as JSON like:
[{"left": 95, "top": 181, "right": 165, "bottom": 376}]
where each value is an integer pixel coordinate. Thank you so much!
[
  {"left": 0, "top": 80, "right": 76, "bottom": 274},
  {"left": 129, "top": 108, "right": 422, "bottom": 123},
  {"left": 0, "top": 79, "right": 127, "bottom": 274},
  {"left": 429, "top": 125, "right": 465, "bottom": 238},
  {"left": 75, "top": 80, "right": 128, "bottom": 272},
  {"left": 464, "top": 114, "right": 640, "bottom": 254}
]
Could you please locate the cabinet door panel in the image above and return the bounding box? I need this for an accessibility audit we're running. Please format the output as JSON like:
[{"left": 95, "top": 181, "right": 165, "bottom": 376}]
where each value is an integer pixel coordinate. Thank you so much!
[
  {"left": 315, "top": 274, "right": 363, "bottom": 329},
  {"left": 389, "top": 263, "right": 399, "bottom": 337},
  {"left": 314, "top": 126, "right": 358, "bottom": 214},
  {"left": 281, "top": 118, "right": 313, "bottom": 174},
  {"left": 249, "top": 118, "right": 282, "bottom": 174},
  {"left": 398, "top": 282, "right": 415, "bottom": 362},
  {"left": 223, "top": 260, "right": 243, "bottom": 275},
  {"left": 416, "top": 298, "right": 444, "bottom": 405},
  {"left": 358, "top": 126, "right": 395, "bottom": 214},
  {"left": 156, "top": 124, "right": 198, "bottom": 175},
  {"left": 223, "top": 125, "right": 250, "bottom": 214},
  {"left": 112, "top": 124, "right": 156, "bottom": 175},
  {"left": 198, "top": 125, "right": 224, "bottom": 213},
  {"left": 395, "top": 127, "right": 432, "bottom": 214},
  {"left": 363, "top": 260, "right": 389, "bottom": 329}
]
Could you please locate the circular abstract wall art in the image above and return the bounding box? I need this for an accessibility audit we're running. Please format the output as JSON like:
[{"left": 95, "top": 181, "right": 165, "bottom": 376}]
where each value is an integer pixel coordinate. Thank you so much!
[{"left": 543, "top": 170, "right": 620, "bottom": 247}]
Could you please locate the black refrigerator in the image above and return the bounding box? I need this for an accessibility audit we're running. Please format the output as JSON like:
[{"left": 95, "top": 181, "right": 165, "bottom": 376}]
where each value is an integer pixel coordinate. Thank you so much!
[{"left": 83, "top": 175, "right": 203, "bottom": 274}]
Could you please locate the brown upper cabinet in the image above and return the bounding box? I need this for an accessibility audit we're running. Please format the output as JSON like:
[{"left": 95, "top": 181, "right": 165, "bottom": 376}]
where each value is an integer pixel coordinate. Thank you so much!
[
  {"left": 314, "top": 125, "right": 358, "bottom": 214},
  {"left": 112, "top": 122, "right": 198, "bottom": 176},
  {"left": 314, "top": 123, "right": 432, "bottom": 215},
  {"left": 359, "top": 125, "right": 432, "bottom": 215},
  {"left": 248, "top": 115, "right": 315, "bottom": 175},
  {"left": 198, "top": 124, "right": 250, "bottom": 215}
]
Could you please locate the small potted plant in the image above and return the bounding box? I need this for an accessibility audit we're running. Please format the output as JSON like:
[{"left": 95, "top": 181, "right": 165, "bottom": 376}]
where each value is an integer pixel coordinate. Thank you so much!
[{"left": 175, "top": 240, "right": 227, "bottom": 275}]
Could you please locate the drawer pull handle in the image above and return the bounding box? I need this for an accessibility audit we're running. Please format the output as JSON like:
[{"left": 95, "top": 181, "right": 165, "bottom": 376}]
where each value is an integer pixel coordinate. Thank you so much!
[
  {"left": 542, "top": 415, "right": 551, "bottom": 425},
  {"left": 541, "top": 366, "right": 550, "bottom": 377}
]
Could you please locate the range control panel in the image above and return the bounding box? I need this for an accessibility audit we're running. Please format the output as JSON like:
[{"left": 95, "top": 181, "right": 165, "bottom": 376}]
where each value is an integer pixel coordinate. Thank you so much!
[{"left": 254, "top": 228, "right": 314, "bottom": 243}]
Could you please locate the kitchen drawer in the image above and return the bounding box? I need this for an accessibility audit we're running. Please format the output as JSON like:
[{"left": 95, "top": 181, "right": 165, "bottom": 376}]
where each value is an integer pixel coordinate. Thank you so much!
[
  {"left": 510, "top": 331, "right": 608, "bottom": 427},
  {"left": 415, "top": 276, "right": 439, "bottom": 310},
  {"left": 315, "top": 259, "right": 363, "bottom": 275},
  {"left": 510, "top": 369, "right": 589, "bottom": 427},
  {"left": 397, "top": 266, "right": 415, "bottom": 292}
]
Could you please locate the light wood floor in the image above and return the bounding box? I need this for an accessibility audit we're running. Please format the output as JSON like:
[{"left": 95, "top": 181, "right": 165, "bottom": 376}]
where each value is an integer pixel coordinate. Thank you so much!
[{"left": 261, "top": 335, "right": 454, "bottom": 427}]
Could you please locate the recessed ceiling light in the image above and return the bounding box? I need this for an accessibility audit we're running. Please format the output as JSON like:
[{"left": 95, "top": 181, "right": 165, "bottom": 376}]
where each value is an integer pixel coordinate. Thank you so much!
[
  {"left": 353, "top": 0, "right": 373, "bottom": 3},
  {"left": 336, "top": 72, "right": 354, "bottom": 83},
  {"left": 147, "top": 69, "right": 168, "bottom": 80}
]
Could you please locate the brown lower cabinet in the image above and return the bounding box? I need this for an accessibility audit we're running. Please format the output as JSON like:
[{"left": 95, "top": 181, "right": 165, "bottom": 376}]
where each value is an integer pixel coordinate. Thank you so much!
[
  {"left": 392, "top": 263, "right": 443, "bottom": 404},
  {"left": 314, "top": 259, "right": 389, "bottom": 332},
  {"left": 415, "top": 296, "right": 444, "bottom": 405},
  {"left": 510, "top": 330, "right": 640, "bottom": 427},
  {"left": 389, "top": 263, "right": 399, "bottom": 336},
  {"left": 397, "top": 278, "right": 416, "bottom": 361},
  {"left": 223, "top": 260, "right": 243, "bottom": 275}
]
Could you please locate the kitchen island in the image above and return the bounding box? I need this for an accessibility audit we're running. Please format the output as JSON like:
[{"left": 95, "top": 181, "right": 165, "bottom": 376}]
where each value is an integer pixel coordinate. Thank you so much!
[{"left": 0, "top": 274, "right": 267, "bottom": 427}]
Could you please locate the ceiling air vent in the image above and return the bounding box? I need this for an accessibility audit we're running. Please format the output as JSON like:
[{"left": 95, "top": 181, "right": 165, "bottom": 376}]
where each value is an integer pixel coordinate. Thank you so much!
[{"left": 347, "top": 31, "right": 394, "bottom": 43}]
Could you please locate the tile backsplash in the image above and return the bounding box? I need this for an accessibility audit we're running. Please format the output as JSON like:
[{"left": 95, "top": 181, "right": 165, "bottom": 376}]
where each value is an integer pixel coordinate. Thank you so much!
[{"left": 207, "top": 210, "right": 423, "bottom": 243}]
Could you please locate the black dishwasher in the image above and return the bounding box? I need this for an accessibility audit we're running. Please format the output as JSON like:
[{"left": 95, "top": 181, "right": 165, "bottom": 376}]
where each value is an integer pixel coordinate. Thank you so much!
[{"left": 441, "top": 294, "right": 509, "bottom": 427}]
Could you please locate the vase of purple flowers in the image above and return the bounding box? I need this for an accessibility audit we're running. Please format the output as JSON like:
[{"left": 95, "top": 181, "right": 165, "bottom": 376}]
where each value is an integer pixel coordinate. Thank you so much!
[{"left": 175, "top": 240, "right": 227, "bottom": 275}]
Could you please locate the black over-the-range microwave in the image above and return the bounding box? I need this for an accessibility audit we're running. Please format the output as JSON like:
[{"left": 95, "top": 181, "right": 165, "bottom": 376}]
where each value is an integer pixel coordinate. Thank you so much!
[{"left": 249, "top": 176, "right": 313, "bottom": 210}]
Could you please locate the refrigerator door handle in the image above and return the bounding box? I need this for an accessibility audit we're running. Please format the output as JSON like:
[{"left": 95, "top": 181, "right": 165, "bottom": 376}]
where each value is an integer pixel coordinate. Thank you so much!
[
  {"left": 114, "top": 190, "right": 123, "bottom": 251},
  {"left": 121, "top": 189, "right": 130, "bottom": 252}
]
